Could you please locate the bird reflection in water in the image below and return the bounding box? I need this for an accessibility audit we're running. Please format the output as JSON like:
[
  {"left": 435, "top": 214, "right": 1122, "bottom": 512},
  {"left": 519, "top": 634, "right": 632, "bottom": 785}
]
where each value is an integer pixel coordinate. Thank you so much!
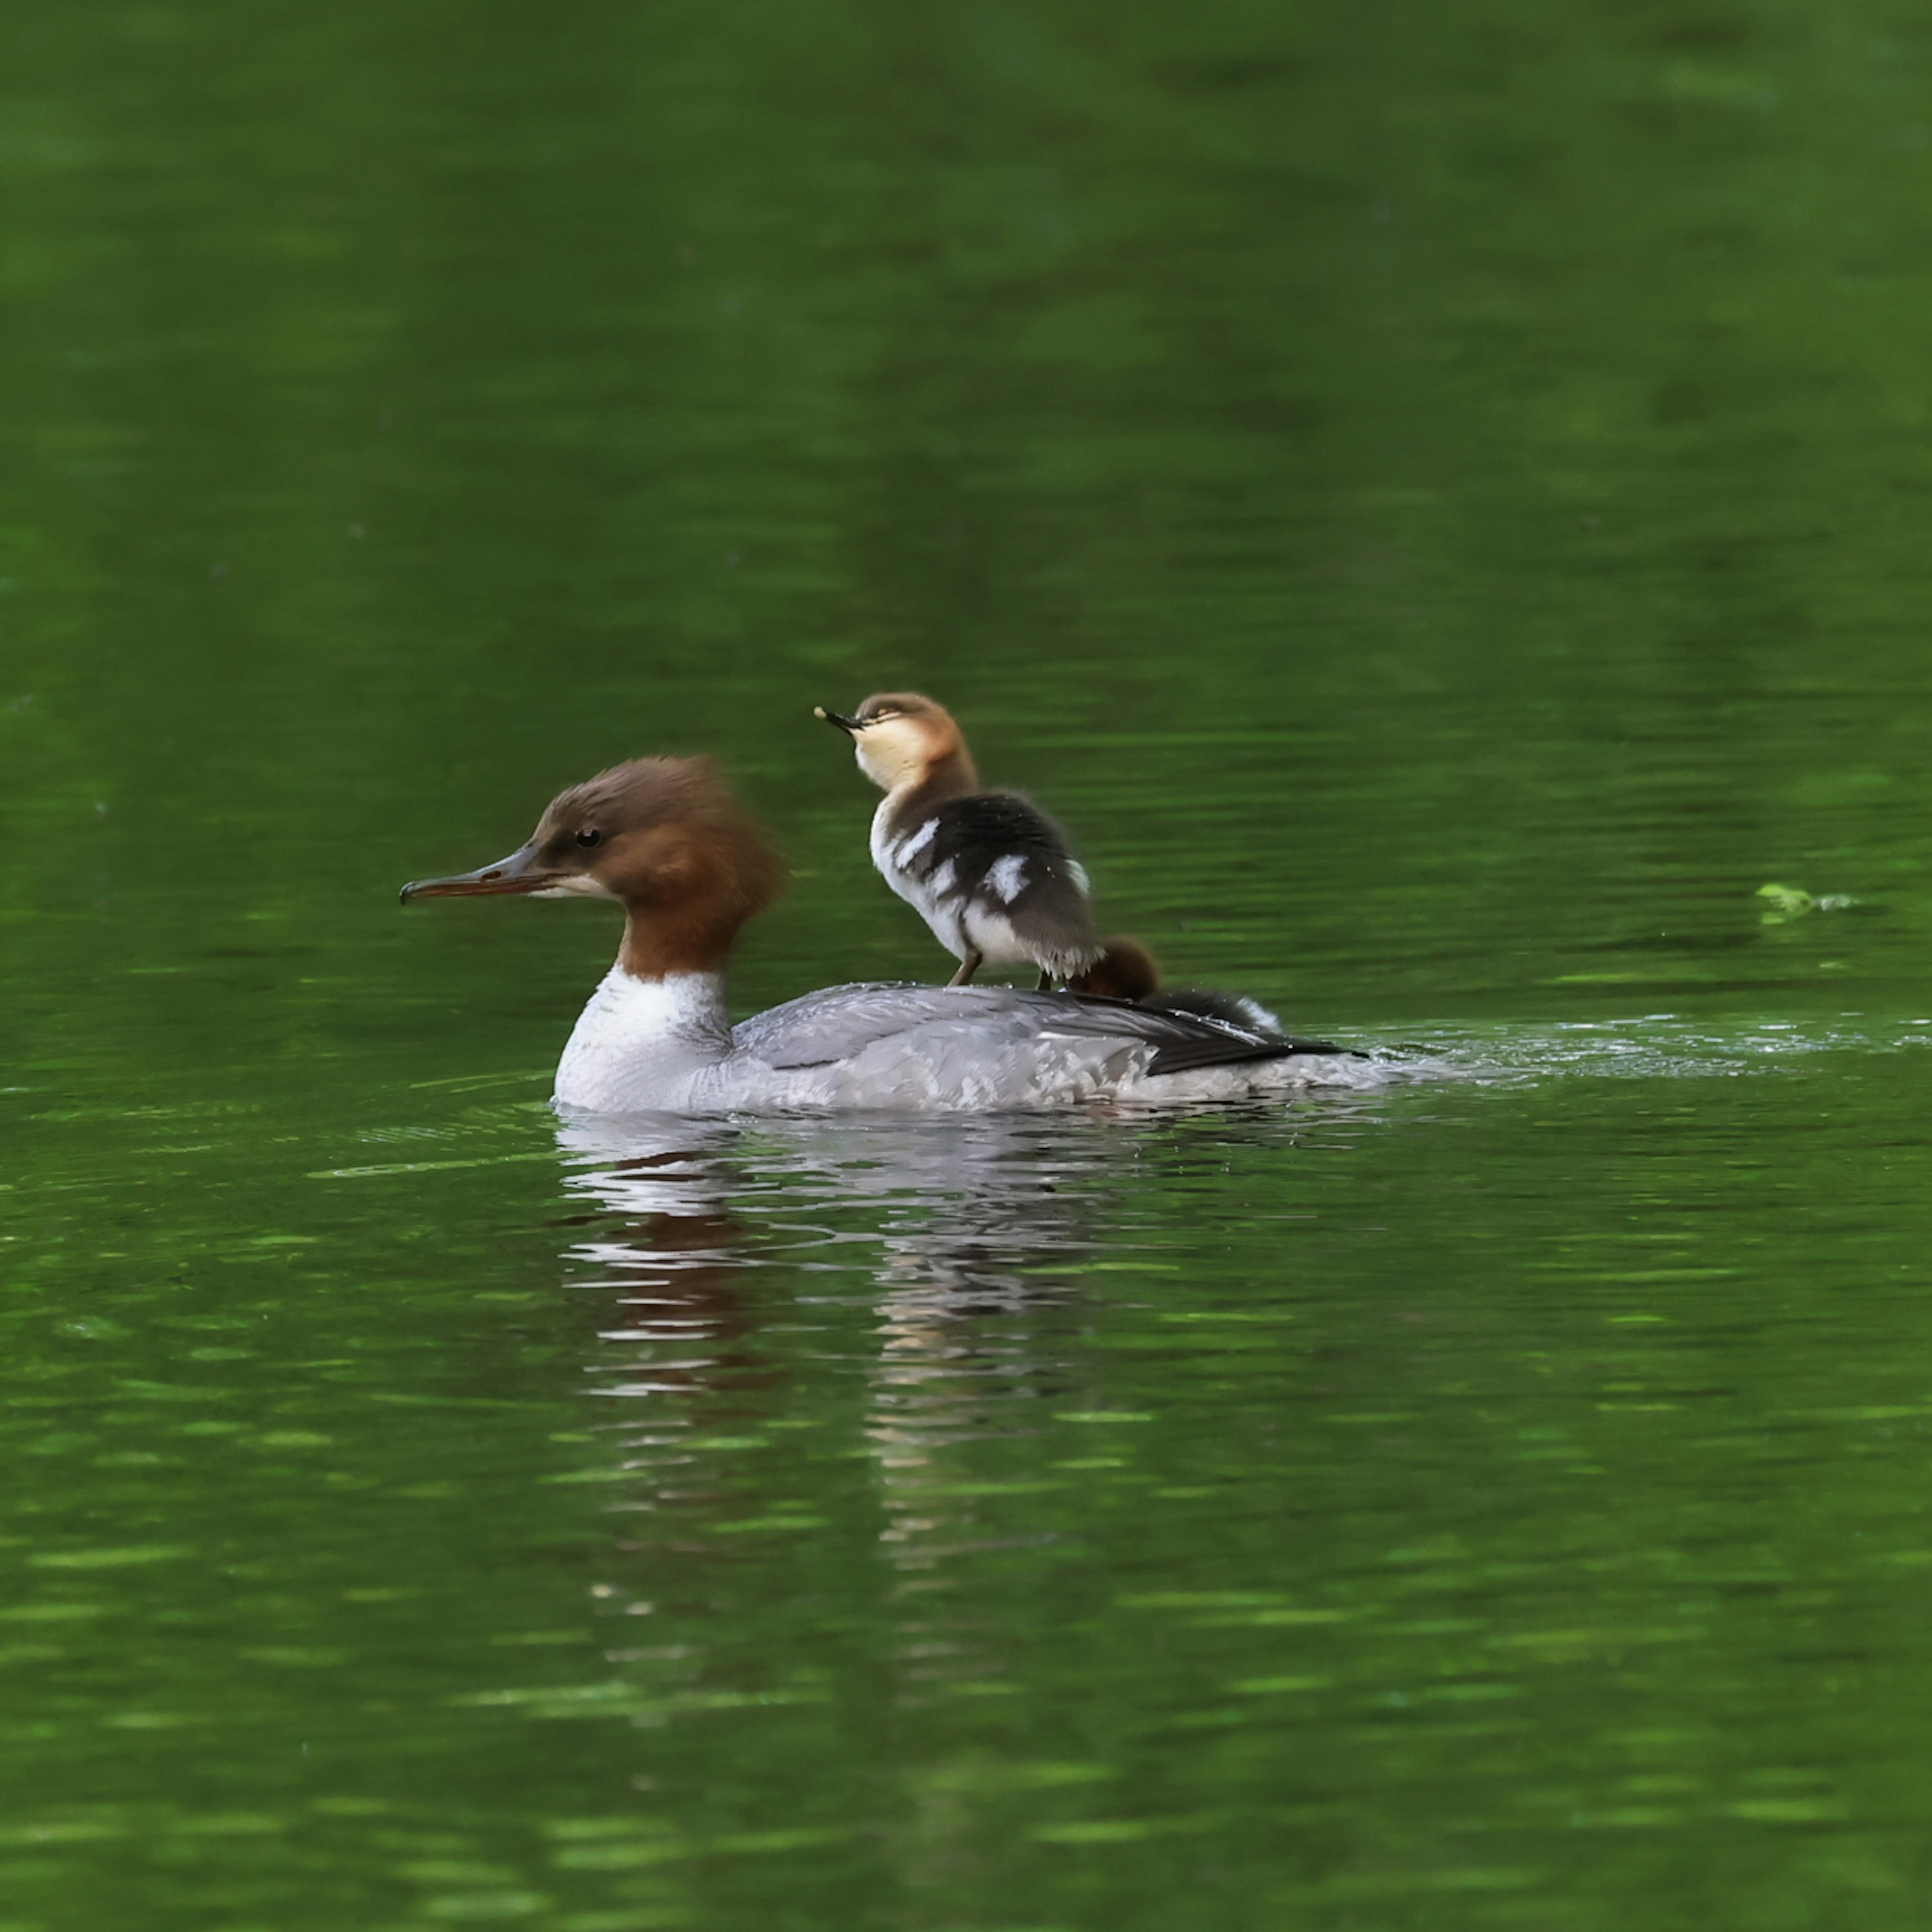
[
  {"left": 550, "top": 1119, "right": 763, "bottom": 1405},
  {"left": 726, "top": 1115, "right": 1114, "bottom": 1573},
  {"left": 549, "top": 1106, "right": 1355, "bottom": 1581},
  {"left": 543, "top": 1097, "right": 1390, "bottom": 1772},
  {"left": 549, "top": 1111, "right": 1110, "bottom": 1420}
]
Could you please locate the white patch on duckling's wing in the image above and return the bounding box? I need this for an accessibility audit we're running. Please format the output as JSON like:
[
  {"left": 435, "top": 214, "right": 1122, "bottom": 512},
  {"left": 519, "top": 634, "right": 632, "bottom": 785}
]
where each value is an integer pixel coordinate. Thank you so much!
[
  {"left": 896, "top": 817, "right": 939, "bottom": 864},
  {"left": 985, "top": 853, "right": 1028, "bottom": 903}
]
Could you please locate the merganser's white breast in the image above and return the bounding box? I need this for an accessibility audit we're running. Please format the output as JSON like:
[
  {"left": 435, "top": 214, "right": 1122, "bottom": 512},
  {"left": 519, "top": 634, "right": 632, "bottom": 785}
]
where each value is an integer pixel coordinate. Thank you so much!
[{"left": 553, "top": 966, "right": 734, "bottom": 1112}]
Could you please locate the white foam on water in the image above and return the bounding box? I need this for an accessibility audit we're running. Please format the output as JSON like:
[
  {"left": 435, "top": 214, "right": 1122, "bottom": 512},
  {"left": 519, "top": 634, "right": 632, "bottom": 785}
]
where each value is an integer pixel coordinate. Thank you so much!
[{"left": 1338, "top": 1013, "right": 1932, "bottom": 1085}]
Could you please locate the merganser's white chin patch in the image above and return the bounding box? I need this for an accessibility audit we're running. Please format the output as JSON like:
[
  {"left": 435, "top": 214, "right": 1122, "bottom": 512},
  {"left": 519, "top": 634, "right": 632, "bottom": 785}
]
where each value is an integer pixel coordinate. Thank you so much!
[{"left": 533, "top": 873, "right": 621, "bottom": 901}]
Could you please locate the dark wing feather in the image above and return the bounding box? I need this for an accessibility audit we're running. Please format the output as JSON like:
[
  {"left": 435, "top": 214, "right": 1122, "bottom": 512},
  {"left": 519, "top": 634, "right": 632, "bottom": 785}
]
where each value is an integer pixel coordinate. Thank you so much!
[
  {"left": 931, "top": 791, "right": 1072, "bottom": 856},
  {"left": 1060, "top": 994, "right": 1347, "bottom": 1075},
  {"left": 1143, "top": 1029, "right": 1347, "bottom": 1076},
  {"left": 1042, "top": 997, "right": 1357, "bottom": 1076}
]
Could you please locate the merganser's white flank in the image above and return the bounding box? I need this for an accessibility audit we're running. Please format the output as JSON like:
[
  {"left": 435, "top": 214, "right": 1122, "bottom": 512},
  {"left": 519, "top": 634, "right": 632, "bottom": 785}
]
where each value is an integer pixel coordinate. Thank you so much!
[
  {"left": 399, "top": 755, "right": 1367, "bottom": 1114},
  {"left": 814, "top": 692, "right": 1103, "bottom": 989}
]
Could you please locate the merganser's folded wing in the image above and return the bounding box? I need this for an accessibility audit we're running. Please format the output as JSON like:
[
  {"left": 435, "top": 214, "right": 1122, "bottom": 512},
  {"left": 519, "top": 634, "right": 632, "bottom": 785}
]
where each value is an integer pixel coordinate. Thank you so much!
[{"left": 733, "top": 982, "right": 1347, "bottom": 1079}]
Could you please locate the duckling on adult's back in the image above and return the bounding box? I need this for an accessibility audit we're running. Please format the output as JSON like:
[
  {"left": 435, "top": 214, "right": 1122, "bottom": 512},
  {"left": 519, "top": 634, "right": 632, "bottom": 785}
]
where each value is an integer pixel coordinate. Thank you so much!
[
  {"left": 399, "top": 755, "right": 1367, "bottom": 1114},
  {"left": 814, "top": 692, "right": 1102, "bottom": 990}
]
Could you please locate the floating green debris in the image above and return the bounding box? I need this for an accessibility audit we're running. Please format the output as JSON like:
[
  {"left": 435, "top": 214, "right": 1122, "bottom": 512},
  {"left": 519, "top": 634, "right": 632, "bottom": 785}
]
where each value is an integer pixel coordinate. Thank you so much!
[{"left": 1757, "top": 883, "right": 1858, "bottom": 924}]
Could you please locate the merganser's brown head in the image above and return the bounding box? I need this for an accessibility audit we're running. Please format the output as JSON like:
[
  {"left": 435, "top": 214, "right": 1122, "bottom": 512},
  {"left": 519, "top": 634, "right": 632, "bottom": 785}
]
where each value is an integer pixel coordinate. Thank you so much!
[
  {"left": 814, "top": 691, "right": 978, "bottom": 796},
  {"left": 400, "top": 756, "right": 786, "bottom": 975}
]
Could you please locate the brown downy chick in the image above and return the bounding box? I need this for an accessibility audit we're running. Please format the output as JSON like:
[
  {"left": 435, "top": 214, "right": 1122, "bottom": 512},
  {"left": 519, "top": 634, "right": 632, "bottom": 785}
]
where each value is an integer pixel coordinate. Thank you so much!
[{"left": 1071, "top": 936, "right": 1285, "bottom": 1038}]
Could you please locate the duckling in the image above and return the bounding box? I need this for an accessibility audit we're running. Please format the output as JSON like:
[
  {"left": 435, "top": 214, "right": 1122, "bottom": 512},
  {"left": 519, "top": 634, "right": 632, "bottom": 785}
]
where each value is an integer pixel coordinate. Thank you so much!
[
  {"left": 1070, "top": 937, "right": 1286, "bottom": 1037},
  {"left": 815, "top": 691, "right": 1103, "bottom": 990}
]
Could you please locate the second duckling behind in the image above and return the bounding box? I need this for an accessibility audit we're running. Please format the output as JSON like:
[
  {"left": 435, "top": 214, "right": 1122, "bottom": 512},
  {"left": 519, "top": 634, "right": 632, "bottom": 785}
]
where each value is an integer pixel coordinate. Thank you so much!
[
  {"left": 1069, "top": 936, "right": 1286, "bottom": 1037},
  {"left": 816, "top": 691, "right": 1103, "bottom": 989}
]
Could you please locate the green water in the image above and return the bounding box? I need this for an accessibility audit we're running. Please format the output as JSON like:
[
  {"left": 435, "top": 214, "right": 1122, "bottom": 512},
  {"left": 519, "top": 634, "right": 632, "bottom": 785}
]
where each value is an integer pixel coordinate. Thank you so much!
[{"left": 5, "top": 0, "right": 1932, "bottom": 1925}]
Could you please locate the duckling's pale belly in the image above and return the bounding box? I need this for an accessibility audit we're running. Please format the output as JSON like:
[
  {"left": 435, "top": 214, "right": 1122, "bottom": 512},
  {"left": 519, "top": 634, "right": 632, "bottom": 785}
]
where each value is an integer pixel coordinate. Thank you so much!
[{"left": 870, "top": 804, "right": 989, "bottom": 962}]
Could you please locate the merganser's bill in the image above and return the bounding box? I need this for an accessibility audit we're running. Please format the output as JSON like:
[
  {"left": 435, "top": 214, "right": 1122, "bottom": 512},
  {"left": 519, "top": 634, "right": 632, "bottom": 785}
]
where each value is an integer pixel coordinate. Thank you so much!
[
  {"left": 814, "top": 691, "right": 1102, "bottom": 989},
  {"left": 399, "top": 756, "right": 1365, "bottom": 1114}
]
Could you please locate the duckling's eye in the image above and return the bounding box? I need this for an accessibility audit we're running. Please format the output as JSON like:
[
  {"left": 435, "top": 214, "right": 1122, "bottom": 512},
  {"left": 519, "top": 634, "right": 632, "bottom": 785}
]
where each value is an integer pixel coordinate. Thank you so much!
[{"left": 576, "top": 828, "right": 604, "bottom": 848}]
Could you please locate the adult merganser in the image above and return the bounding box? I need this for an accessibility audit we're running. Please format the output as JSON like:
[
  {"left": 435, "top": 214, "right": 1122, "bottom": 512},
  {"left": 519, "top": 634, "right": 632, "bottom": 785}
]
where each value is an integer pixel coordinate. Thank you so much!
[
  {"left": 399, "top": 756, "right": 1365, "bottom": 1114},
  {"left": 1071, "top": 937, "right": 1287, "bottom": 1036},
  {"left": 813, "top": 691, "right": 1102, "bottom": 989}
]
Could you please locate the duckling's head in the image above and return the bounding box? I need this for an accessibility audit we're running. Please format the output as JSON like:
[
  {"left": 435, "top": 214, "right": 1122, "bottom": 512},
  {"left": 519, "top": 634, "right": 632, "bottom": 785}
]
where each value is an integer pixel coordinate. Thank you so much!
[
  {"left": 1069, "top": 937, "right": 1163, "bottom": 1003},
  {"left": 400, "top": 756, "right": 787, "bottom": 974},
  {"left": 814, "top": 691, "right": 976, "bottom": 795}
]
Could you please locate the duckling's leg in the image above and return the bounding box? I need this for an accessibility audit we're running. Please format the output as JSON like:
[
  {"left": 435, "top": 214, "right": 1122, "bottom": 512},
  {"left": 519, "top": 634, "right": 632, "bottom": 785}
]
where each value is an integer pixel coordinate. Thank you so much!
[
  {"left": 947, "top": 948, "right": 982, "bottom": 988},
  {"left": 1035, "top": 969, "right": 1056, "bottom": 992}
]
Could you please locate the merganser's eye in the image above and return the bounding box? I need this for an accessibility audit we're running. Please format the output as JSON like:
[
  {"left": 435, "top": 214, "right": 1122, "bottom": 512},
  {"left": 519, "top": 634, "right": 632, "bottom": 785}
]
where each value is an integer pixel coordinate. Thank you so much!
[{"left": 576, "top": 828, "right": 603, "bottom": 848}]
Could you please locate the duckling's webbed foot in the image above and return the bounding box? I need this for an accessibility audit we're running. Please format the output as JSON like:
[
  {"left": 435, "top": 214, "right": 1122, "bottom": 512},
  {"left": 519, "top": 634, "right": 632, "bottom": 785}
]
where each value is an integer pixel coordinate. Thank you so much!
[{"left": 947, "top": 949, "right": 982, "bottom": 988}]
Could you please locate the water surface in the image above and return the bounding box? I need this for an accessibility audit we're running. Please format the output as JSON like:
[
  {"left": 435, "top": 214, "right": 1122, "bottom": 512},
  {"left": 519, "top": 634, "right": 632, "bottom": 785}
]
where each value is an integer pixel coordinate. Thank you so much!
[{"left": 4, "top": 1, "right": 1931, "bottom": 1926}]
